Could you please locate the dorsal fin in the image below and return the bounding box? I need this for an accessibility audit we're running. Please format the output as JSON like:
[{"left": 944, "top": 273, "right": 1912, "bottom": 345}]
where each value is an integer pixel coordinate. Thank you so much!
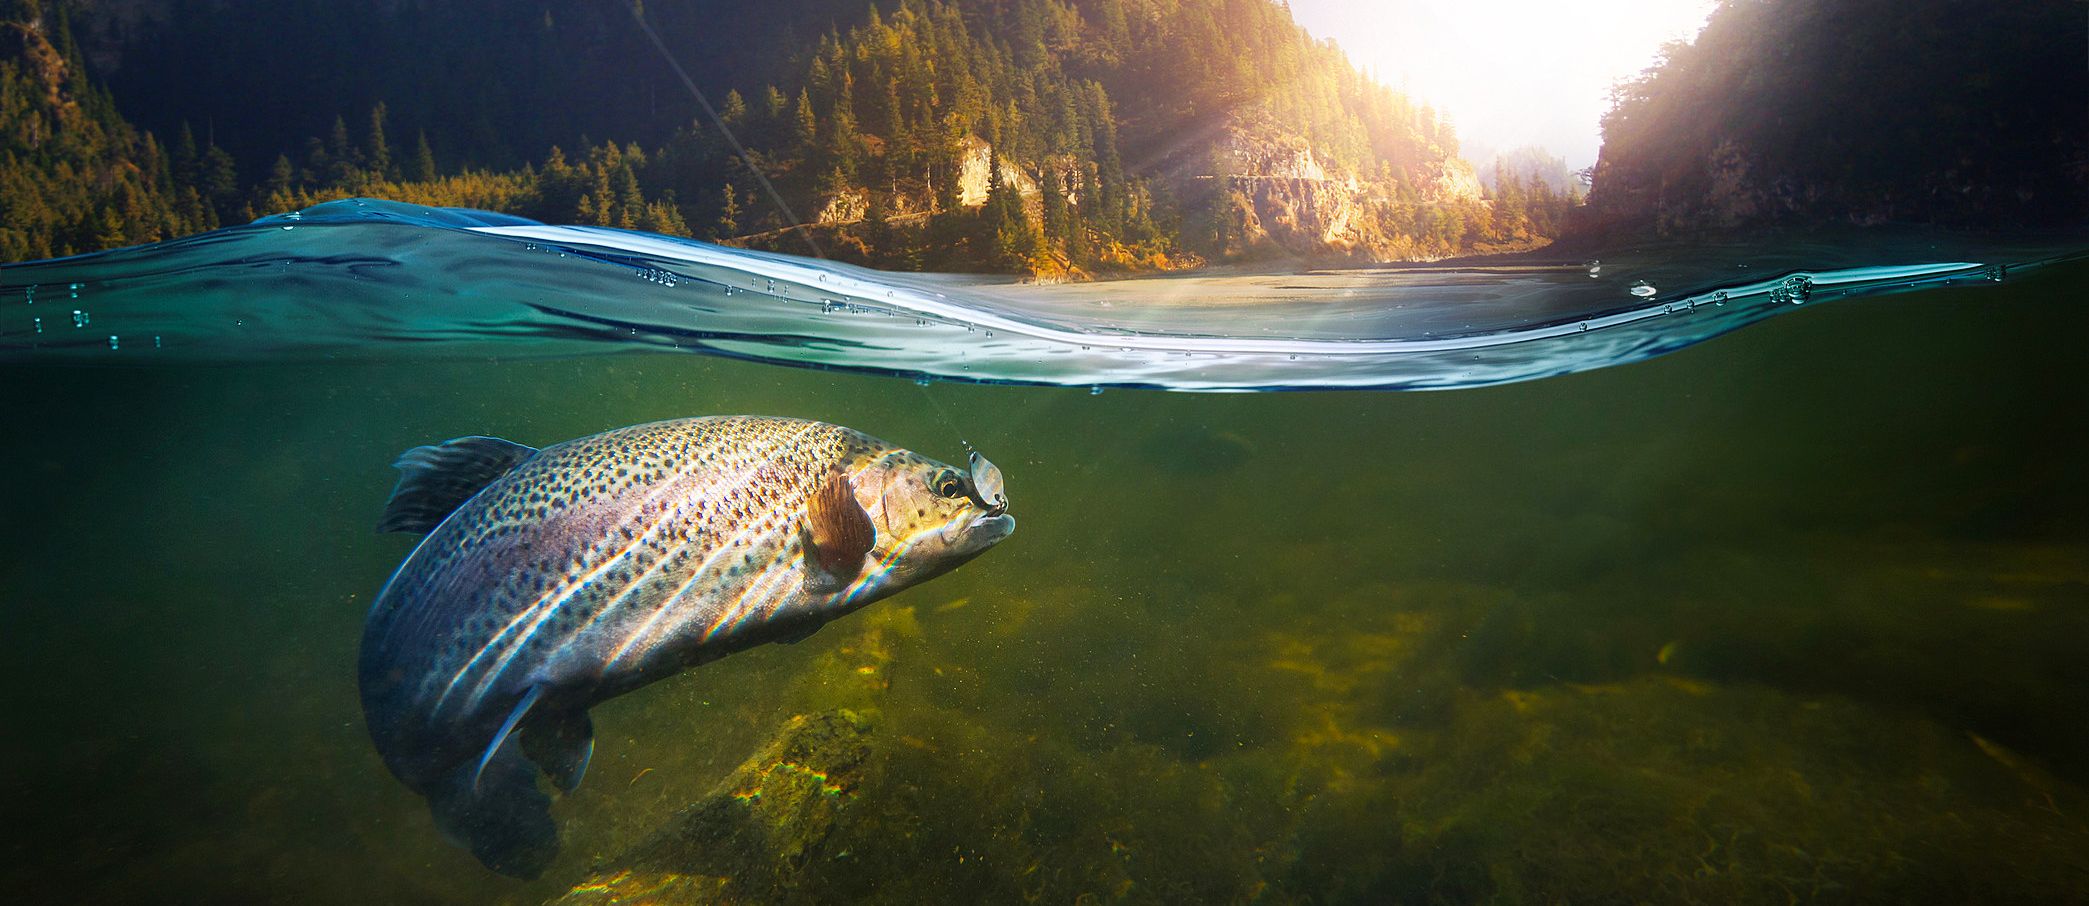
[{"left": 377, "top": 435, "right": 539, "bottom": 534}]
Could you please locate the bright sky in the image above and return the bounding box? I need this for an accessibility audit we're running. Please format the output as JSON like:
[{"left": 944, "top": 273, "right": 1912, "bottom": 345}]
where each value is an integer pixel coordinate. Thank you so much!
[{"left": 1284, "top": 0, "right": 1719, "bottom": 173}]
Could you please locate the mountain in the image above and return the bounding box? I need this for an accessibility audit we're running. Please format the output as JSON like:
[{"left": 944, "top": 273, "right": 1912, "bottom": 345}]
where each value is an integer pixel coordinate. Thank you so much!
[
  {"left": 4, "top": 0, "right": 1578, "bottom": 273},
  {"left": 1581, "top": 0, "right": 2088, "bottom": 236}
]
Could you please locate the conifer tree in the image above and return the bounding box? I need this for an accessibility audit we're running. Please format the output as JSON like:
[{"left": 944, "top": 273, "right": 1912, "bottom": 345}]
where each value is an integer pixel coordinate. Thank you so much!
[
  {"left": 411, "top": 130, "right": 437, "bottom": 183},
  {"left": 715, "top": 182, "right": 740, "bottom": 238}
]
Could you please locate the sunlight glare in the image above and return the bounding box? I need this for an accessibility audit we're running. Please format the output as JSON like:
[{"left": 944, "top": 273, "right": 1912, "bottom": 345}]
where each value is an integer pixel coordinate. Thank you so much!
[{"left": 1286, "top": 0, "right": 1719, "bottom": 170}]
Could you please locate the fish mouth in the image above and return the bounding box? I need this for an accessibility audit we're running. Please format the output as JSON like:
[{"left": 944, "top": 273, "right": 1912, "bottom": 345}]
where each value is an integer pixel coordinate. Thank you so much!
[{"left": 943, "top": 511, "right": 1014, "bottom": 547}]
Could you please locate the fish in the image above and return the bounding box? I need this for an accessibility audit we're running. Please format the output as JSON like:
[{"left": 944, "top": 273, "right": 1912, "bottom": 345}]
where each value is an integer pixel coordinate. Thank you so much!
[{"left": 356, "top": 415, "right": 1013, "bottom": 878}]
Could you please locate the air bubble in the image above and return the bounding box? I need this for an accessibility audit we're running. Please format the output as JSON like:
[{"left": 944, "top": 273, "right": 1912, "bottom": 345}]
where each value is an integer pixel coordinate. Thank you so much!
[
  {"left": 1584, "top": 260, "right": 1601, "bottom": 278},
  {"left": 1985, "top": 264, "right": 2006, "bottom": 282},
  {"left": 1629, "top": 281, "right": 1656, "bottom": 298},
  {"left": 108, "top": 335, "right": 119, "bottom": 350},
  {"left": 1089, "top": 385, "right": 1104, "bottom": 395},
  {"left": 32, "top": 317, "right": 41, "bottom": 333},
  {"left": 914, "top": 378, "right": 931, "bottom": 387},
  {"left": 1578, "top": 322, "right": 1589, "bottom": 332},
  {"left": 71, "top": 309, "right": 88, "bottom": 327},
  {"left": 1772, "top": 275, "right": 1813, "bottom": 305},
  {"left": 1712, "top": 291, "right": 1728, "bottom": 306},
  {"left": 984, "top": 330, "right": 994, "bottom": 338}
]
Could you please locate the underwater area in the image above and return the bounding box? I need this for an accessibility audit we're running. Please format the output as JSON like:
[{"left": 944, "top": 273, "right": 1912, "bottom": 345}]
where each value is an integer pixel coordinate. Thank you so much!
[{"left": 3, "top": 228, "right": 2089, "bottom": 903}]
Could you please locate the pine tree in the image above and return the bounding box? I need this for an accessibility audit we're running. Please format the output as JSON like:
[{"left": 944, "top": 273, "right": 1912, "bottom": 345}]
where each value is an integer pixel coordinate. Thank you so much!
[
  {"left": 715, "top": 182, "right": 740, "bottom": 238},
  {"left": 365, "top": 102, "right": 392, "bottom": 180},
  {"left": 325, "top": 115, "right": 357, "bottom": 184},
  {"left": 721, "top": 89, "right": 747, "bottom": 127},
  {"left": 794, "top": 87, "right": 817, "bottom": 148},
  {"left": 199, "top": 140, "right": 239, "bottom": 219},
  {"left": 1040, "top": 165, "right": 1066, "bottom": 242},
  {"left": 411, "top": 129, "right": 437, "bottom": 182}
]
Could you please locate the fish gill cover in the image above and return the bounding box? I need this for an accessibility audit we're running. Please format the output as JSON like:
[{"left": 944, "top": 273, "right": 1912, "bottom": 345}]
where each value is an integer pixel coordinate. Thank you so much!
[{"left": 2, "top": 197, "right": 2079, "bottom": 391}]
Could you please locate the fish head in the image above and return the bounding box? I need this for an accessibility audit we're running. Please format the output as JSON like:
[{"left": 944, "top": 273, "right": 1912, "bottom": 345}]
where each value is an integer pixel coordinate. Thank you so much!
[{"left": 856, "top": 446, "right": 1015, "bottom": 586}]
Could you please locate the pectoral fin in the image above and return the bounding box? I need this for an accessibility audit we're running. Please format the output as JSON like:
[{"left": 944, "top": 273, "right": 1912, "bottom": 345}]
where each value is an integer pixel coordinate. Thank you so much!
[
  {"left": 473, "top": 685, "right": 542, "bottom": 795},
  {"left": 521, "top": 709, "right": 595, "bottom": 793},
  {"left": 803, "top": 469, "right": 874, "bottom": 592}
]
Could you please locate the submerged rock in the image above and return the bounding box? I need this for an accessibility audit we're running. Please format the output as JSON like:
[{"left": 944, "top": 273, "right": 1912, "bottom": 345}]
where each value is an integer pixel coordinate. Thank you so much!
[{"left": 547, "top": 710, "right": 875, "bottom": 906}]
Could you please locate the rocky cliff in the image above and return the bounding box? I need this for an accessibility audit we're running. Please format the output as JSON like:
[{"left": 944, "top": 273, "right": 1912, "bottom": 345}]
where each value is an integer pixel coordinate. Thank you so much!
[{"left": 1183, "top": 121, "right": 1488, "bottom": 260}]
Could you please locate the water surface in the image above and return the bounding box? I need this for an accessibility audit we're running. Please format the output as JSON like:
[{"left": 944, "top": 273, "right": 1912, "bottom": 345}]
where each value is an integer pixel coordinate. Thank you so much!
[{"left": 6, "top": 199, "right": 2078, "bottom": 391}]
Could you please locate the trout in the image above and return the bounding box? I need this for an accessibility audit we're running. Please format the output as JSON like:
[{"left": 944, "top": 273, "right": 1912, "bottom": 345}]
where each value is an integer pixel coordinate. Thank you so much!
[{"left": 357, "top": 416, "right": 1012, "bottom": 877}]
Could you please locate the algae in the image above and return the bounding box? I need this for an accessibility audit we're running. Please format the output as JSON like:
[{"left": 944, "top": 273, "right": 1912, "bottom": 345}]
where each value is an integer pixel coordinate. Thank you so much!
[{"left": 550, "top": 586, "right": 2089, "bottom": 906}]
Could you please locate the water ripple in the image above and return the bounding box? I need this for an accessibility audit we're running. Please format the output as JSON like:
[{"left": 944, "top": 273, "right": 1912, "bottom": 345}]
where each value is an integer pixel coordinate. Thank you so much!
[{"left": 1, "top": 198, "right": 2075, "bottom": 391}]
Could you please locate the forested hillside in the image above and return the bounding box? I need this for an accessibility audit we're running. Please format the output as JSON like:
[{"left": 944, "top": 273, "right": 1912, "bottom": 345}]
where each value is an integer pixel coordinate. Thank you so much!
[
  {"left": 1583, "top": 0, "right": 2087, "bottom": 235},
  {"left": 5, "top": 0, "right": 1583, "bottom": 273},
  {"left": 0, "top": 0, "right": 213, "bottom": 259}
]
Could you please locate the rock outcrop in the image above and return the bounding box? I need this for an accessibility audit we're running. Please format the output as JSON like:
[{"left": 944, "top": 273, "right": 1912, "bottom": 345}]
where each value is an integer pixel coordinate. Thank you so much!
[
  {"left": 545, "top": 711, "right": 876, "bottom": 906},
  {"left": 953, "top": 134, "right": 1036, "bottom": 208}
]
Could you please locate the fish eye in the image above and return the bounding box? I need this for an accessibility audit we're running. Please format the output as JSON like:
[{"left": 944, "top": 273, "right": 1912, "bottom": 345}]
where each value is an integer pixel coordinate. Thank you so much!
[{"left": 931, "top": 469, "right": 965, "bottom": 498}]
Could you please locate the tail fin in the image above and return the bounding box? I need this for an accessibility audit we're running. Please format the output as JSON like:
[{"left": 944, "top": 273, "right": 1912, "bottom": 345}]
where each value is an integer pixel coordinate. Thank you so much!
[{"left": 427, "top": 740, "right": 559, "bottom": 879}]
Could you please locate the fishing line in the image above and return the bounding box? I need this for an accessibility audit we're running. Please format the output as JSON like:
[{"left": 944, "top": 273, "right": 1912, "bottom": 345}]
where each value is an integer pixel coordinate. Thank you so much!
[
  {"left": 622, "top": 0, "right": 825, "bottom": 259},
  {"left": 914, "top": 380, "right": 974, "bottom": 451},
  {"left": 622, "top": 1, "right": 978, "bottom": 450}
]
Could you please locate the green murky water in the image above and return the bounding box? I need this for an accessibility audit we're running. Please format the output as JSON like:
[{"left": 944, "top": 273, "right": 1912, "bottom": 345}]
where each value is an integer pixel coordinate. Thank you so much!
[{"left": 4, "top": 260, "right": 2087, "bottom": 904}]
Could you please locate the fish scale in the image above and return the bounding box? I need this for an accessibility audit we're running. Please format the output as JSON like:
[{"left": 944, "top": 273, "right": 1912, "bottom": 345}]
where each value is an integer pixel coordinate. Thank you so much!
[
  {"left": 399, "top": 421, "right": 841, "bottom": 719},
  {"left": 358, "top": 415, "right": 1012, "bottom": 878}
]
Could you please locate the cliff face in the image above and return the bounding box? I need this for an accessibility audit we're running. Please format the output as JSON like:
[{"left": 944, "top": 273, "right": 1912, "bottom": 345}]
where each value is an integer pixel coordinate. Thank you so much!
[
  {"left": 810, "top": 135, "right": 1046, "bottom": 225},
  {"left": 953, "top": 135, "right": 1038, "bottom": 208},
  {"left": 1197, "top": 127, "right": 1355, "bottom": 252},
  {"left": 1179, "top": 122, "right": 1493, "bottom": 260}
]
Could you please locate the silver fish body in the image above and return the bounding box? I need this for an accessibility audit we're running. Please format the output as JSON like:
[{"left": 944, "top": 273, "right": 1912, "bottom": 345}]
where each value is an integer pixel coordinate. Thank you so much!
[{"left": 357, "top": 416, "right": 1012, "bottom": 877}]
